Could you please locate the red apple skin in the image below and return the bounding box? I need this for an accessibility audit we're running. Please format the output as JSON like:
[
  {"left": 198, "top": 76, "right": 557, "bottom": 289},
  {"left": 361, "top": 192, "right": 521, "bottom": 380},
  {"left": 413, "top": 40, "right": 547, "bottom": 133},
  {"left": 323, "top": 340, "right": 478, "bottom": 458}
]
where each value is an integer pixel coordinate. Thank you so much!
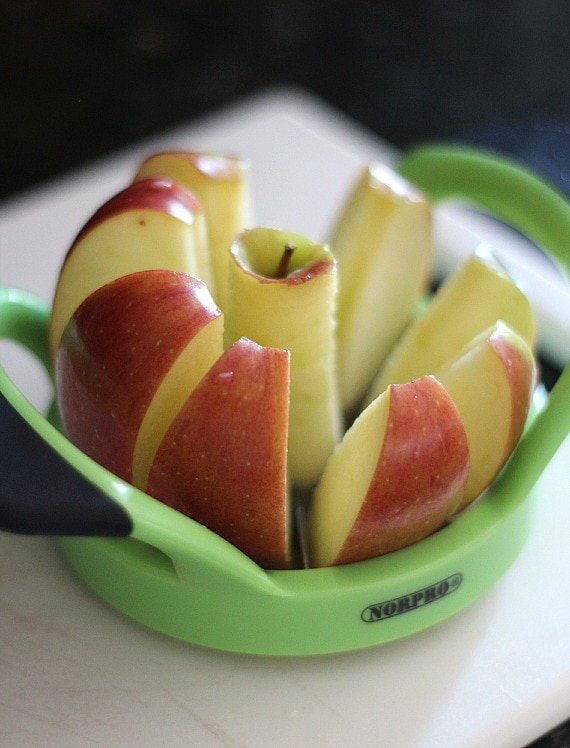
[
  {"left": 333, "top": 376, "right": 469, "bottom": 566},
  {"left": 488, "top": 329, "right": 536, "bottom": 464},
  {"left": 146, "top": 337, "right": 292, "bottom": 570},
  {"left": 69, "top": 177, "right": 202, "bottom": 250},
  {"left": 55, "top": 269, "right": 221, "bottom": 485}
]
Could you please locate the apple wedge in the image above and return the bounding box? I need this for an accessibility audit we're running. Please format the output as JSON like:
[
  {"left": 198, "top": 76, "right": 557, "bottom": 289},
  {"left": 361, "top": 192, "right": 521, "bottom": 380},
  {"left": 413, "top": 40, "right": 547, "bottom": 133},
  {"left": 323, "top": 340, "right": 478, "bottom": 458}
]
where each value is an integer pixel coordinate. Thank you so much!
[
  {"left": 366, "top": 247, "right": 536, "bottom": 404},
  {"left": 134, "top": 151, "right": 251, "bottom": 308},
  {"left": 308, "top": 375, "right": 469, "bottom": 567},
  {"left": 55, "top": 269, "right": 224, "bottom": 487},
  {"left": 49, "top": 177, "right": 212, "bottom": 360},
  {"left": 224, "top": 227, "right": 341, "bottom": 487},
  {"left": 146, "top": 337, "right": 292, "bottom": 570},
  {"left": 329, "top": 163, "right": 432, "bottom": 413},
  {"left": 436, "top": 321, "right": 536, "bottom": 511}
]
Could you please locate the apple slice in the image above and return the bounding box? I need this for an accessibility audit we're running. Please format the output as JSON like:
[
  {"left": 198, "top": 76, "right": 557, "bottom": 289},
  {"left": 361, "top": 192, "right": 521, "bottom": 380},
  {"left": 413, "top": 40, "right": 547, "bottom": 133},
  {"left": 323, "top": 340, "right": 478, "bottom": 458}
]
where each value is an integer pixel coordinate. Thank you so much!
[
  {"left": 55, "top": 269, "right": 224, "bottom": 487},
  {"left": 436, "top": 321, "right": 536, "bottom": 511},
  {"left": 49, "top": 177, "right": 212, "bottom": 360},
  {"left": 146, "top": 337, "right": 292, "bottom": 570},
  {"left": 224, "top": 227, "right": 341, "bottom": 487},
  {"left": 366, "top": 247, "right": 536, "bottom": 404},
  {"left": 134, "top": 151, "right": 251, "bottom": 308},
  {"left": 308, "top": 375, "right": 469, "bottom": 567},
  {"left": 329, "top": 163, "right": 432, "bottom": 413}
]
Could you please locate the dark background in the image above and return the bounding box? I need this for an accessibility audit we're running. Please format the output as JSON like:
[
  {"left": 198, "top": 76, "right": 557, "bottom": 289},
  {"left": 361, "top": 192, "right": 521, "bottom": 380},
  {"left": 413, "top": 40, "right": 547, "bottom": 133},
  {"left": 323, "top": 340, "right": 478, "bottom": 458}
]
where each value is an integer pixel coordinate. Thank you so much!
[
  {"left": 1, "top": 0, "right": 569, "bottom": 202},
  {"left": 1, "top": 1, "right": 569, "bottom": 744}
]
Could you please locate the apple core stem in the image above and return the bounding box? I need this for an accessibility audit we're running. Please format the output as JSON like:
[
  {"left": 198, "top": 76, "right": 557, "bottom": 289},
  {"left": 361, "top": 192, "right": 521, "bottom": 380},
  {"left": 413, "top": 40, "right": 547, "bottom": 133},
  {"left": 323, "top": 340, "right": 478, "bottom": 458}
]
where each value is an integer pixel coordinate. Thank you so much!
[{"left": 275, "top": 243, "right": 296, "bottom": 279}]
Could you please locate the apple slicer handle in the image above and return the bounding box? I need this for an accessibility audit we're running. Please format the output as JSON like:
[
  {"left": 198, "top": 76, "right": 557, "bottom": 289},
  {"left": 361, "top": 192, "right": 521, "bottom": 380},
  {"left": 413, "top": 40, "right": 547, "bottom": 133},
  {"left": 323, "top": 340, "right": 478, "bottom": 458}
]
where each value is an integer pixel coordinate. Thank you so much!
[
  {"left": 0, "top": 286, "right": 133, "bottom": 536},
  {"left": 398, "top": 144, "right": 570, "bottom": 499}
]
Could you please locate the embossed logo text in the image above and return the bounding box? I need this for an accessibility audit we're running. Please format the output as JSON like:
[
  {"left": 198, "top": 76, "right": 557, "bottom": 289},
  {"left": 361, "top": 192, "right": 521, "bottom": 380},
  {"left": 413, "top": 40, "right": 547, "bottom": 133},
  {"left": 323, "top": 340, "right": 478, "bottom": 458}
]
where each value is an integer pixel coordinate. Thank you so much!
[{"left": 361, "top": 573, "right": 463, "bottom": 622}]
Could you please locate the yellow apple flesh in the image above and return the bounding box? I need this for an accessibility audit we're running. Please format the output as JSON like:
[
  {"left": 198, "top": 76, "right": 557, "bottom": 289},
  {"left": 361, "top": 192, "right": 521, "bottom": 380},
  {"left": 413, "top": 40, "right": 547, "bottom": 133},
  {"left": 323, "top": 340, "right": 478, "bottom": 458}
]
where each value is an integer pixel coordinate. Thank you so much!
[
  {"left": 329, "top": 163, "right": 432, "bottom": 413},
  {"left": 436, "top": 321, "right": 536, "bottom": 511},
  {"left": 49, "top": 177, "right": 212, "bottom": 360},
  {"left": 134, "top": 151, "right": 250, "bottom": 308},
  {"left": 308, "top": 375, "right": 469, "bottom": 567},
  {"left": 366, "top": 247, "right": 536, "bottom": 404},
  {"left": 55, "top": 269, "right": 223, "bottom": 488},
  {"left": 224, "top": 227, "right": 341, "bottom": 487},
  {"left": 146, "top": 337, "right": 292, "bottom": 570}
]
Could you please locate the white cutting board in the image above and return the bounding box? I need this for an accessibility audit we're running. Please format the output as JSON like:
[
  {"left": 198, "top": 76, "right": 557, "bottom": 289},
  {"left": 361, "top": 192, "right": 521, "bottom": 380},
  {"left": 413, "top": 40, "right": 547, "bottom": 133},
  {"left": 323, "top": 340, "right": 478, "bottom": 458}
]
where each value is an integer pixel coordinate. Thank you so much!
[{"left": 1, "top": 87, "right": 569, "bottom": 748}]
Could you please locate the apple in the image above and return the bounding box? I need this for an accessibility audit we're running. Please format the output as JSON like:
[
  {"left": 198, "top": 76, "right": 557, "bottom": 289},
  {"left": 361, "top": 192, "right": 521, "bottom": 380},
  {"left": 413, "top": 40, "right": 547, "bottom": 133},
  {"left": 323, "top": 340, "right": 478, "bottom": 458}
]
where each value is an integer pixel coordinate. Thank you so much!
[
  {"left": 366, "top": 246, "right": 536, "bottom": 404},
  {"left": 55, "top": 269, "right": 224, "bottom": 488},
  {"left": 146, "top": 337, "right": 292, "bottom": 570},
  {"left": 133, "top": 151, "right": 250, "bottom": 308},
  {"left": 49, "top": 177, "right": 213, "bottom": 360},
  {"left": 224, "top": 227, "right": 342, "bottom": 487},
  {"left": 328, "top": 163, "right": 432, "bottom": 414},
  {"left": 436, "top": 321, "right": 536, "bottom": 511},
  {"left": 307, "top": 375, "right": 469, "bottom": 567},
  {"left": 50, "top": 148, "right": 540, "bottom": 571}
]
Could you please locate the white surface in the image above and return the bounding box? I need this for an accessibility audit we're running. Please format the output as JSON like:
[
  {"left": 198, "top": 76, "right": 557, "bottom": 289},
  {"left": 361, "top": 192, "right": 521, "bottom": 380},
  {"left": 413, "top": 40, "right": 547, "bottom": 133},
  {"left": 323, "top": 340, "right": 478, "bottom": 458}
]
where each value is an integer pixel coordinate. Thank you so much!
[{"left": 1, "top": 86, "right": 569, "bottom": 748}]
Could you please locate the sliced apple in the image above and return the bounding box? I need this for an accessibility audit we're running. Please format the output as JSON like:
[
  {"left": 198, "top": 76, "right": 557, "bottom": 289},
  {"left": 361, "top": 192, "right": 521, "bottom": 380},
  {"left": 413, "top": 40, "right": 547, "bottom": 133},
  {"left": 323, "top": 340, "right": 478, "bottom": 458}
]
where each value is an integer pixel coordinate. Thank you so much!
[
  {"left": 55, "top": 269, "right": 223, "bottom": 487},
  {"left": 224, "top": 227, "right": 341, "bottom": 487},
  {"left": 134, "top": 151, "right": 251, "bottom": 308},
  {"left": 49, "top": 177, "right": 212, "bottom": 360},
  {"left": 146, "top": 337, "right": 292, "bottom": 570},
  {"left": 436, "top": 321, "right": 536, "bottom": 511},
  {"left": 308, "top": 375, "right": 469, "bottom": 567},
  {"left": 329, "top": 163, "right": 432, "bottom": 413},
  {"left": 366, "top": 247, "right": 536, "bottom": 404}
]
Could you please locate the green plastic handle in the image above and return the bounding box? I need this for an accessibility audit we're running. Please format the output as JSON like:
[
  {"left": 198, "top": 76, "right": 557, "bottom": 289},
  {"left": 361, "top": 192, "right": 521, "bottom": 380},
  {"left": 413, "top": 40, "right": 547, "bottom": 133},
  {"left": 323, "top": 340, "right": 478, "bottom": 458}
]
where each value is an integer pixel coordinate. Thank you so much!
[
  {"left": 398, "top": 143, "right": 570, "bottom": 500},
  {"left": 399, "top": 143, "right": 570, "bottom": 277}
]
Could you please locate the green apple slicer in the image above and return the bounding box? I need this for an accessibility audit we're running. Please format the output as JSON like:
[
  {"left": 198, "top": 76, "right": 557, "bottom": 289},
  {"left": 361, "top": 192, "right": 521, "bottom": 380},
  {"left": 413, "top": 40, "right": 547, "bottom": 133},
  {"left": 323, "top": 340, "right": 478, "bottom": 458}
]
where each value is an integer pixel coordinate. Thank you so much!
[{"left": 1, "top": 145, "right": 569, "bottom": 655}]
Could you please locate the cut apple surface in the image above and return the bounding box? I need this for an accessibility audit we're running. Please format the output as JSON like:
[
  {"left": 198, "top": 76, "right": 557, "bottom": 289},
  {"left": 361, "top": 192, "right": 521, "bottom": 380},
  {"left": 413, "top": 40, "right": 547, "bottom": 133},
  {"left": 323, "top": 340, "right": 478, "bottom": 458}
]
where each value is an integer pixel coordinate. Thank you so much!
[
  {"left": 329, "top": 163, "right": 432, "bottom": 413},
  {"left": 436, "top": 321, "right": 536, "bottom": 511},
  {"left": 49, "top": 177, "right": 212, "bottom": 360},
  {"left": 146, "top": 337, "right": 292, "bottom": 570},
  {"left": 308, "top": 375, "right": 470, "bottom": 567},
  {"left": 225, "top": 227, "right": 341, "bottom": 487},
  {"left": 55, "top": 269, "right": 224, "bottom": 487},
  {"left": 134, "top": 151, "right": 250, "bottom": 308},
  {"left": 366, "top": 247, "right": 536, "bottom": 404}
]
